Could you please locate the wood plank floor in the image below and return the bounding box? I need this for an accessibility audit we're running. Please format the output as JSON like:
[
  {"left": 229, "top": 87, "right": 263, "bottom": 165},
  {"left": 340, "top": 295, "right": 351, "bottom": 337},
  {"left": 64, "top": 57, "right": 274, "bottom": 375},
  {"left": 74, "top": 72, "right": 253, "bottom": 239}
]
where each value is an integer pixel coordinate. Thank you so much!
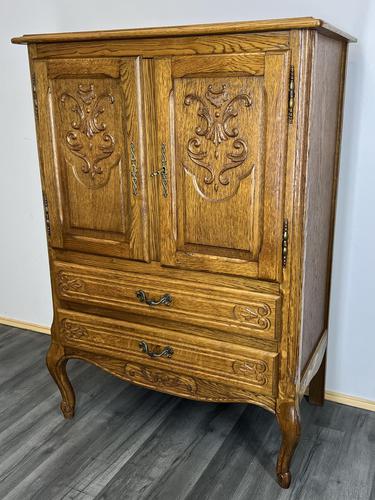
[{"left": 0, "top": 325, "right": 374, "bottom": 500}]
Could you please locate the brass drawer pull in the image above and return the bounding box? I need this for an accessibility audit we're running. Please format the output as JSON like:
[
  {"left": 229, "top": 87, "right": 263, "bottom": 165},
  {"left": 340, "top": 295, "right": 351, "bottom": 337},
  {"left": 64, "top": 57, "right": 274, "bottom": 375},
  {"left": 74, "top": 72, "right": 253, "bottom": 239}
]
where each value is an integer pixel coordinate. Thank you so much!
[
  {"left": 136, "top": 290, "right": 172, "bottom": 307},
  {"left": 139, "top": 340, "right": 174, "bottom": 358}
]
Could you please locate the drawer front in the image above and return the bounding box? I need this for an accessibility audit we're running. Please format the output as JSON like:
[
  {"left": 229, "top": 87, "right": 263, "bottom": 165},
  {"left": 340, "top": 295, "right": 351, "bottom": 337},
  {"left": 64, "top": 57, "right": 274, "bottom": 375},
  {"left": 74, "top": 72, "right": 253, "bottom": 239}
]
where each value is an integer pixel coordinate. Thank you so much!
[
  {"left": 57, "top": 309, "right": 278, "bottom": 396},
  {"left": 55, "top": 262, "right": 281, "bottom": 340}
]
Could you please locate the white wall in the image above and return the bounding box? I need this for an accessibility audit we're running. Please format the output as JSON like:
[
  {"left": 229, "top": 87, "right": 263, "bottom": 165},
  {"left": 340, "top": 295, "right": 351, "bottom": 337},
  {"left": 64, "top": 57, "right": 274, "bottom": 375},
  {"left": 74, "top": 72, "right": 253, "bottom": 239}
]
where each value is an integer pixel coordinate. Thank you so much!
[{"left": 1, "top": 0, "right": 374, "bottom": 401}]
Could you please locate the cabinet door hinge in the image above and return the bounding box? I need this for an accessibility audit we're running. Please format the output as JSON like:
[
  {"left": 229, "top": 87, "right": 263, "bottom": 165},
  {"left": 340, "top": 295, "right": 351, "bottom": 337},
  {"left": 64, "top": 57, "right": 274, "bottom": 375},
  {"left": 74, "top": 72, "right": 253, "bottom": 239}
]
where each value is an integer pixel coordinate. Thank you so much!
[
  {"left": 288, "top": 65, "right": 295, "bottom": 124},
  {"left": 42, "top": 191, "right": 51, "bottom": 237},
  {"left": 31, "top": 74, "right": 39, "bottom": 121},
  {"left": 282, "top": 219, "right": 289, "bottom": 268}
]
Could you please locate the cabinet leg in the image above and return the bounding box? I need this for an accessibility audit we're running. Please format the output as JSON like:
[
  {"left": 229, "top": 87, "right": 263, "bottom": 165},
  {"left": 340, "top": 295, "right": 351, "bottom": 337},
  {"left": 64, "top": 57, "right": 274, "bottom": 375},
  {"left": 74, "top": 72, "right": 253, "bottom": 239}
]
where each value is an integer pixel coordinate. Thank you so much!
[
  {"left": 46, "top": 342, "right": 75, "bottom": 419},
  {"left": 308, "top": 351, "right": 326, "bottom": 406},
  {"left": 275, "top": 401, "right": 301, "bottom": 489}
]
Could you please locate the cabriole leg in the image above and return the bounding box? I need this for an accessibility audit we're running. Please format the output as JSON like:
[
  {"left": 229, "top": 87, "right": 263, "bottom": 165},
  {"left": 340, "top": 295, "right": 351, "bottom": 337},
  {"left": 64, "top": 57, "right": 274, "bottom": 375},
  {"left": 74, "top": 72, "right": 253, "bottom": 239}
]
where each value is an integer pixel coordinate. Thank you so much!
[
  {"left": 46, "top": 342, "right": 75, "bottom": 419},
  {"left": 275, "top": 401, "right": 301, "bottom": 488}
]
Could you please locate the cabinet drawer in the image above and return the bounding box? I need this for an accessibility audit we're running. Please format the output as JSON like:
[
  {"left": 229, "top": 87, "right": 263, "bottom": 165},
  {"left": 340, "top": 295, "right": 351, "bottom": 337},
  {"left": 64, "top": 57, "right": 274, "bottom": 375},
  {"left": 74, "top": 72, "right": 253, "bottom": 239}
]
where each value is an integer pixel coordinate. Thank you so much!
[
  {"left": 55, "top": 262, "right": 281, "bottom": 341},
  {"left": 57, "top": 309, "right": 278, "bottom": 396}
]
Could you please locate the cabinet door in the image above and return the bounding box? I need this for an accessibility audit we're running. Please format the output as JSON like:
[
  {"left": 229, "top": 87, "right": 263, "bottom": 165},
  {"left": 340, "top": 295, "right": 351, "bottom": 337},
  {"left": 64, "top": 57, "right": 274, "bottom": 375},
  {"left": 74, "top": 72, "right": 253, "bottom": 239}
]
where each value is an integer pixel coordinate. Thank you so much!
[
  {"left": 34, "top": 58, "right": 149, "bottom": 261},
  {"left": 155, "top": 52, "right": 289, "bottom": 280}
]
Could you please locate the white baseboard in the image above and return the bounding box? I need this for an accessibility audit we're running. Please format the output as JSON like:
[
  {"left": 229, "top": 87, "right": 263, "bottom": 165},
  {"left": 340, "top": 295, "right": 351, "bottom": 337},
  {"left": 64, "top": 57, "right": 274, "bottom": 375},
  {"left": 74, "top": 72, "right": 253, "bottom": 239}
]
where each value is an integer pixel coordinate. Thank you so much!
[
  {"left": 325, "top": 391, "right": 375, "bottom": 412},
  {"left": 0, "top": 316, "right": 50, "bottom": 335},
  {"left": 1, "top": 316, "right": 374, "bottom": 412}
]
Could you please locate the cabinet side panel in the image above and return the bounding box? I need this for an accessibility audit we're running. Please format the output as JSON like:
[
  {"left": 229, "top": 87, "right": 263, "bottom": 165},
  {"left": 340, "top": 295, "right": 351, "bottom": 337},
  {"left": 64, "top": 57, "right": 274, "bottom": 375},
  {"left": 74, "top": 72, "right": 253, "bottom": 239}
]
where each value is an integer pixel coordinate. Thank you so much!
[{"left": 300, "top": 33, "right": 346, "bottom": 372}]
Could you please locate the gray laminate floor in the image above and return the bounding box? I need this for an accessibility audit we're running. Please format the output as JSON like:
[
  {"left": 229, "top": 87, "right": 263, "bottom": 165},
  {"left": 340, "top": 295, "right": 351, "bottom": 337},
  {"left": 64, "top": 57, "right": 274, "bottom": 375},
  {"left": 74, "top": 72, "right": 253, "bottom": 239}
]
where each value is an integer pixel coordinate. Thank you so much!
[{"left": 0, "top": 325, "right": 374, "bottom": 500}]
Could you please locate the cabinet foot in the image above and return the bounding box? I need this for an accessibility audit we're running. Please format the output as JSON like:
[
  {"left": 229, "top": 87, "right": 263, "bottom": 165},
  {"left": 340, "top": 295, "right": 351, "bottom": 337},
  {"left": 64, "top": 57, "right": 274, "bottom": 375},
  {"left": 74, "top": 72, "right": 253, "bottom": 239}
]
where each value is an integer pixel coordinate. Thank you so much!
[
  {"left": 46, "top": 342, "right": 76, "bottom": 419},
  {"left": 308, "top": 351, "right": 326, "bottom": 406},
  {"left": 277, "top": 471, "right": 291, "bottom": 489},
  {"left": 276, "top": 401, "right": 301, "bottom": 489},
  {"left": 60, "top": 401, "right": 75, "bottom": 419}
]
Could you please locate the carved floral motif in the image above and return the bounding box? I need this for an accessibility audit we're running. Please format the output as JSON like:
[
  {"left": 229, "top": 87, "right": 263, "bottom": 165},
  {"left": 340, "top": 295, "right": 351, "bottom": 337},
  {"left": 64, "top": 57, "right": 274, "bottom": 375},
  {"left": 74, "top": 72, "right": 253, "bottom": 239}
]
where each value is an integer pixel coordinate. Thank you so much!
[
  {"left": 184, "top": 83, "right": 254, "bottom": 200},
  {"left": 233, "top": 303, "right": 271, "bottom": 330},
  {"left": 57, "top": 271, "right": 85, "bottom": 294},
  {"left": 232, "top": 359, "right": 268, "bottom": 386},
  {"left": 60, "top": 319, "right": 88, "bottom": 340},
  {"left": 124, "top": 363, "right": 197, "bottom": 394},
  {"left": 60, "top": 83, "right": 118, "bottom": 189}
]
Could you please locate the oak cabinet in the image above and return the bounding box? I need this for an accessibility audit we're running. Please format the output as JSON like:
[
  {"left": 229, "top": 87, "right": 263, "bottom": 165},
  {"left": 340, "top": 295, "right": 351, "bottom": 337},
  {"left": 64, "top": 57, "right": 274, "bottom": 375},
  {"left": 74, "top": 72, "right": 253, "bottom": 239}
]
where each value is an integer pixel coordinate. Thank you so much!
[
  {"left": 34, "top": 57, "right": 149, "bottom": 260},
  {"left": 12, "top": 17, "right": 355, "bottom": 489},
  {"left": 155, "top": 52, "right": 288, "bottom": 280}
]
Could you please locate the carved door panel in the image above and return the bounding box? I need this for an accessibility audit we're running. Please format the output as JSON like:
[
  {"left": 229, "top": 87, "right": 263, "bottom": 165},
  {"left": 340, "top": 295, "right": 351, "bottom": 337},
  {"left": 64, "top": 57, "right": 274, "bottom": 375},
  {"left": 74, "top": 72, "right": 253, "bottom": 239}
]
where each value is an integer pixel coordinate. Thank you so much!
[
  {"left": 34, "top": 58, "right": 148, "bottom": 261},
  {"left": 155, "top": 52, "right": 289, "bottom": 280}
]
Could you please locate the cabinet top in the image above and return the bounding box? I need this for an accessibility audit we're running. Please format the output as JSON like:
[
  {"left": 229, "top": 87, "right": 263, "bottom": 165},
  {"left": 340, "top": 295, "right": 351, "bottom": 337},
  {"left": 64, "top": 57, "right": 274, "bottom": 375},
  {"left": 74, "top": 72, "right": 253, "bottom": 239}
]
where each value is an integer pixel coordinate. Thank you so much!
[{"left": 12, "top": 17, "right": 356, "bottom": 45}]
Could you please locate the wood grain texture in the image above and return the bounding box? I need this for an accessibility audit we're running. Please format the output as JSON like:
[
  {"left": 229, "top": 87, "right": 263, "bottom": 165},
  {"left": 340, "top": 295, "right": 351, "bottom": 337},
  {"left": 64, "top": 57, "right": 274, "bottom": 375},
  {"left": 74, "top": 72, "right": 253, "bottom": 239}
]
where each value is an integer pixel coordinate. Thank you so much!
[
  {"left": 32, "top": 32, "right": 290, "bottom": 60},
  {"left": 142, "top": 58, "right": 160, "bottom": 262},
  {"left": 156, "top": 51, "right": 288, "bottom": 280},
  {"left": 172, "top": 52, "right": 265, "bottom": 77},
  {"left": 33, "top": 57, "right": 149, "bottom": 261},
  {"left": 65, "top": 347, "right": 276, "bottom": 410},
  {"left": 31, "top": 59, "right": 64, "bottom": 249},
  {"left": 274, "top": 28, "right": 316, "bottom": 488},
  {"left": 13, "top": 20, "right": 353, "bottom": 489},
  {"left": 51, "top": 249, "right": 280, "bottom": 294},
  {"left": 273, "top": 29, "right": 348, "bottom": 488},
  {"left": 56, "top": 302, "right": 279, "bottom": 354},
  {"left": 277, "top": 29, "right": 314, "bottom": 405},
  {"left": 46, "top": 341, "right": 75, "bottom": 418},
  {"left": 299, "top": 33, "right": 345, "bottom": 371},
  {"left": 56, "top": 308, "right": 279, "bottom": 398},
  {"left": 257, "top": 51, "right": 289, "bottom": 281},
  {"left": 11, "top": 17, "right": 355, "bottom": 44},
  {"left": 54, "top": 261, "right": 281, "bottom": 341},
  {"left": 275, "top": 401, "right": 301, "bottom": 488}
]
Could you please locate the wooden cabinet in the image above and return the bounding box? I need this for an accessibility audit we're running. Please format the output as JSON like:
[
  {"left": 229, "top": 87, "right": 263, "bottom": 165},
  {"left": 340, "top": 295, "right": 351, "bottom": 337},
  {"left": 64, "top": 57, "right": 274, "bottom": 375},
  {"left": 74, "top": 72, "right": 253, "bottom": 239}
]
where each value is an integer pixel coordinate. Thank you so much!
[
  {"left": 12, "top": 17, "right": 355, "bottom": 489},
  {"left": 35, "top": 57, "right": 149, "bottom": 260},
  {"left": 155, "top": 52, "right": 288, "bottom": 279}
]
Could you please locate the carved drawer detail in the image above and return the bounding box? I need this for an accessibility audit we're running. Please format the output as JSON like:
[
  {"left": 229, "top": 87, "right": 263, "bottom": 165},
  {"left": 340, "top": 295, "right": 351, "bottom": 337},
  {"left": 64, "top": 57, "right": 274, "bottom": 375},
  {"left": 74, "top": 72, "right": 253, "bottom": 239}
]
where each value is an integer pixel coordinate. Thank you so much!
[
  {"left": 124, "top": 363, "right": 197, "bottom": 394},
  {"left": 57, "top": 309, "right": 278, "bottom": 396},
  {"left": 63, "top": 346, "right": 275, "bottom": 411},
  {"left": 57, "top": 271, "right": 85, "bottom": 293},
  {"left": 232, "top": 359, "right": 268, "bottom": 386},
  {"left": 60, "top": 319, "right": 88, "bottom": 340},
  {"left": 232, "top": 303, "right": 271, "bottom": 330},
  {"left": 54, "top": 262, "right": 281, "bottom": 341}
]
